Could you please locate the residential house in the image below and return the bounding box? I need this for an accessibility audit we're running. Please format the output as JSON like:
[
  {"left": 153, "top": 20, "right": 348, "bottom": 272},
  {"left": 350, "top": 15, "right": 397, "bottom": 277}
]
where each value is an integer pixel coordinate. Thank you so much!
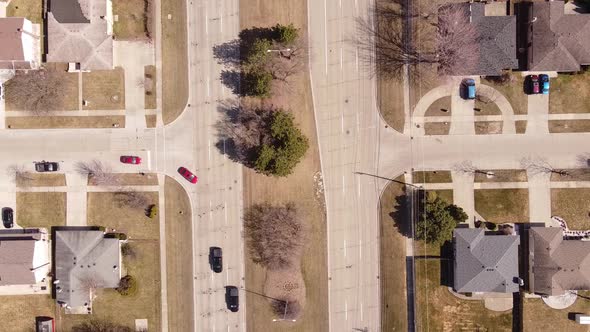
[
  {"left": 443, "top": 3, "right": 518, "bottom": 76},
  {"left": 45, "top": 0, "right": 114, "bottom": 70},
  {"left": 0, "top": 18, "right": 41, "bottom": 70},
  {"left": 53, "top": 228, "right": 121, "bottom": 313},
  {"left": 522, "top": 1, "right": 590, "bottom": 72},
  {"left": 0, "top": 230, "right": 49, "bottom": 285},
  {"left": 528, "top": 227, "right": 590, "bottom": 296},
  {"left": 453, "top": 228, "right": 521, "bottom": 293}
]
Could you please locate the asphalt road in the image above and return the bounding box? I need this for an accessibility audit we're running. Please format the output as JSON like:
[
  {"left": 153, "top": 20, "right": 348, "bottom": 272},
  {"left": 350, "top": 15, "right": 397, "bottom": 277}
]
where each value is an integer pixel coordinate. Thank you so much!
[{"left": 308, "top": 0, "right": 382, "bottom": 330}]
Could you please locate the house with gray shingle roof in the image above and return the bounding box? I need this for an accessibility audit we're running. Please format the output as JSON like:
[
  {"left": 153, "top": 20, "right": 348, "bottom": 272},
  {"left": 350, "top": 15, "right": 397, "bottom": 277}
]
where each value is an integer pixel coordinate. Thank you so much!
[
  {"left": 53, "top": 228, "right": 120, "bottom": 313},
  {"left": 528, "top": 227, "right": 590, "bottom": 296},
  {"left": 444, "top": 3, "right": 518, "bottom": 76},
  {"left": 525, "top": 1, "right": 590, "bottom": 72},
  {"left": 453, "top": 228, "right": 520, "bottom": 293},
  {"left": 0, "top": 230, "right": 49, "bottom": 285}
]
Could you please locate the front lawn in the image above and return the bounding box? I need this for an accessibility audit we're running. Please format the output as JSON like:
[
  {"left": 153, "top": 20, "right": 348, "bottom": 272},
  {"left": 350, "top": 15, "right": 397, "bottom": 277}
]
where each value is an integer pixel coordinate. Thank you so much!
[
  {"left": 16, "top": 192, "right": 66, "bottom": 228},
  {"left": 551, "top": 188, "right": 590, "bottom": 230},
  {"left": 82, "top": 68, "right": 126, "bottom": 110},
  {"left": 475, "top": 189, "right": 529, "bottom": 223},
  {"left": 549, "top": 71, "right": 590, "bottom": 114}
]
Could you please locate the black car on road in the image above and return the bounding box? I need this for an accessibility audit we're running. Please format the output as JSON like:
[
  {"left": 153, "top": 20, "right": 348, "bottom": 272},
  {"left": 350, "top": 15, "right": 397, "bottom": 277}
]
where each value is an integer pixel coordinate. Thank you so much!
[
  {"left": 209, "top": 247, "right": 223, "bottom": 273},
  {"left": 35, "top": 161, "right": 59, "bottom": 172},
  {"left": 2, "top": 207, "right": 13, "bottom": 228},
  {"left": 225, "top": 286, "right": 239, "bottom": 312}
]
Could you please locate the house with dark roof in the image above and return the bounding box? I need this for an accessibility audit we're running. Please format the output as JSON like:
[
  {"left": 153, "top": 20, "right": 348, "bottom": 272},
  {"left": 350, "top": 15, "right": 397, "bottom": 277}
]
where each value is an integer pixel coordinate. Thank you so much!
[
  {"left": 453, "top": 228, "right": 521, "bottom": 293},
  {"left": 528, "top": 227, "right": 590, "bottom": 296},
  {"left": 45, "top": 0, "right": 113, "bottom": 70},
  {"left": 523, "top": 1, "right": 590, "bottom": 72},
  {"left": 0, "top": 230, "right": 49, "bottom": 285},
  {"left": 0, "top": 18, "right": 41, "bottom": 70},
  {"left": 444, "top": 3, "right": 518, "bottom": 76},
  {"left": 53, "top": 228, "right": 121, "bottom": 313}
]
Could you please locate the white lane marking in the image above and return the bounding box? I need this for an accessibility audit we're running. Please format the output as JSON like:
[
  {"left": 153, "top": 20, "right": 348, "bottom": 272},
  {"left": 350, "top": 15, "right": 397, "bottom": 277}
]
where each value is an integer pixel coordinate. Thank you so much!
[
  {"left": 345, "top": 301, "right": 348, "bottom": 320},
  {"left": 210, "top": 272, "right": 214, "bottom": 282},
  {"left": 209, "top": 200, "right": 213, "bottom": 220},
  {"left": 343, "top": 239, "right": 347, "bottom": 257},
  {"left": 324, "top": 0, "right": 328, "bottom": 76},
  {"left": 354, "top": 0, "right": 358, "bottom": 14},
  {"left": 206, "top": 77, "right": 211, "bottom": 97},
  {"left": 205, "top": 10, "right": 209, "bottom": 34},
  {"left": 360, "top": 302, "right": 363, "bottom": 321},
  {"left": 208, "top": 139, "right": 211, "bottom": 161},
  {"left": 357, "top": 178, "right": 361, "bottom": 198},
  {"left": 339, "top": 0, "right": 342, "bottom": 9},
  {"left": 220, "top": 9, "right": 223, "bottom": 33},
  {"left": 147, "top": 150, "right": 152, "bottom": 171},
  {"left": 226, "top": 266, "right": 229, "bottom": 283},
  {"left": 340, "top": 47, "right": 343, "bottom": 69},
  {"left": 356, "top": 112, "right": 360, "bottom": 134}
]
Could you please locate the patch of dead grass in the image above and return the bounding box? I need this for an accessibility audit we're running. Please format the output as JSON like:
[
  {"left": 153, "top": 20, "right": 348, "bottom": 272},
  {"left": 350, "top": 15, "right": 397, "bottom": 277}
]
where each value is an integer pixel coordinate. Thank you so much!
[
  {"left": 6, "top": 116, "right": 125, "bottom": 129},
  {"left": 16, "top": 192, "right": 66, "bottom": 228},
  {"left": 475, "top": 189, "right": 529, "bottom": 223},
  {"left": 16, "top": 173, "right": 66, "bottom": 187},
  {"left": 551, "top": 188, "right": 590, "bottom": 230},
  {"left": 82, "top": 68, "right": 126, "bottom": 110}
]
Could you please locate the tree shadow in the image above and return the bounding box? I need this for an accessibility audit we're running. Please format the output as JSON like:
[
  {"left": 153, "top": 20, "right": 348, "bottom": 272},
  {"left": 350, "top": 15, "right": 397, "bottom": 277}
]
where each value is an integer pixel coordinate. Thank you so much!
[
  {"left": 390, "top": 193, "right": 412, "bottom": 238},
  {"left": 440, "top": 240, "right": 454, "bottom": 287},
  {"left": 220, "top": 70, "right": 241, "bottom": 95},
  {"left": 573, "top": 1, "right": 590, "bottom": 13},
  {"left": 213, "top": 39, "right": 241, "bottom": 67}
]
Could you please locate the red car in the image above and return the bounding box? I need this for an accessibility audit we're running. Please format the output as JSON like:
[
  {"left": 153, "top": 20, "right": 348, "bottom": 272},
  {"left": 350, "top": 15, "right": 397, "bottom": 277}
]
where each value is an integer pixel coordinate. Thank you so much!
[
  {"left": 178, "top": 167, "right": 198, "bottom": 183},
  {"left": 120, "top": 156, "right": 142, "bottom": 164},
  {"left": 528, "top": 75, "right": 540, "bottom": 94}
]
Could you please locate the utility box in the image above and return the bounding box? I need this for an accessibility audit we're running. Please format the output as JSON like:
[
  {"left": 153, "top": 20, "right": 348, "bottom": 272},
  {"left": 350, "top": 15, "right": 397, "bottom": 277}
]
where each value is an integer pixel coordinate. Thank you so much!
[{"left": 575, "top": 314, "right": 590, "bottom": 325}]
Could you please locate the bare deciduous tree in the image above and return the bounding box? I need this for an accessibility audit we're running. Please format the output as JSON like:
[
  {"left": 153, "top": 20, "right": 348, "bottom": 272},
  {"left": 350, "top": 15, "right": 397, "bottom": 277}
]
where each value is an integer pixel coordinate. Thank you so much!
[
  {"left": 3, "top": 69, "right": 67, "bottom": 115},
  {"left": 216, "top": 101, "right": 275, "bottom": 163},
  {"left": 71, "top": 319, "right": 132, "bottom": 332},
  {"left": 244, "top": 202, "right": 308, "bottom": 270},
  {"left": 355, "top": 2, "right": 479, "bottom": 80},
  {"left": 114, "top": 190, "right": 150, "bottom": 210},
  {"left": 75, "top": 160, "right": 119, "bottom": 186},
  {"left": 6, "top": 164, "right": 33, "bottom": 185},
  {"left": 78, "top": 274, "right": 100, "bottom": 302},
  {"left": 271, "top": 298, "right": 302, "bottom": 320},
  {"left": 521, "top": 157, "right": 569, "bottom": 177},
  {"left": 453, "top": 161, "right": 494, "bottom": 177}
]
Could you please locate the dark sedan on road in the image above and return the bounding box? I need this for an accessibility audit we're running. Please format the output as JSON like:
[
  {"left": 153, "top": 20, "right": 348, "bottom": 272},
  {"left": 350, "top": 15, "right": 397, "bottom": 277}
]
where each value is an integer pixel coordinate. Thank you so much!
[
  {"left": 35, "top": 161, "right": 59, "bottom": 172},
  {"left": 225, "top": 286, "right": 239, "bottom": 312},
  {"left": 2, "top": 207, "right": 13, "bottom": 228},
  {"left": 209, "top": 247, "right": 223, "bottom": 273}
]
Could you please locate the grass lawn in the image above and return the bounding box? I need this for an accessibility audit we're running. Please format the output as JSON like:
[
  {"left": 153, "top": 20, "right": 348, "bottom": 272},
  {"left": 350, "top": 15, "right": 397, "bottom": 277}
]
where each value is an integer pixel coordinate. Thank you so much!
[
  {"left": 16, "top": 192, "right": 66, "bottom": 228},
  {"left": 378, "top": 76, "right": 405, "bottom": 132},
  {"left": 475, "top": 121, "right": 503, "bottom": 135},
  {"left": 415, "top": 259, "right": 512, "bottom": 332},
  {"left": 0, "top": 295, "right": 56, "bottom": 331},
  {"left": 413, "top": 171, "right": 452, "bottom": 183},
  {"left": 549, "top": 71, "right": 590, "bottom": 114},
  {"left": 428, "top": 189, "right": 453, "bottom": 204},
  {"left": 88, "top": 173, "right": 158, "bottom": 186},
  {"left": 113, "top": 0, "right": 152, "bottom": 40},
  {"left": 481, "top": 74, "right": 527, "bottom": 115},
  {"left": 87, "top": 192, "right": 158, "bottom": 240},
  {"left": 425, "top": 96, "right": 451, "bottom": 116},
  {"left": 523, "top": 293, "right": 590, "bottom": 332},
  {"left": 16, "top": 173, "right": 66, "bottom": 187},
  {"left": 549, "top": 120, "right": 590, "bottom": 133},
  {"left": 424, "top": 122, "right": 450, "bottom": 135},
  {"left": 379, "top": 177, "right": 408, "bottom": 332},
  {"left": 516, "top": 120, "right": 527, "bottom": 134},
  {"left": 162, "top": 0, "right": 188, "bottom": 124},
  {"left": 145, "top": 65, "right": 157, "bottom": 109},
  {"left": 82, "top": 68, "right": 126, "bottom": 110},
  {"left": 475, "top": 189, "right": 529, "bottom": 223},
  {"left": 4, "top": 70, "right": 79, "bottom": 111},
  {"left": 475, "top": 97, "right": 502, "bottom": 116},
  {"left": 6, "top": 116, "right": 125, "bottom": 129},
  {"left": 474, "top": 169, "right": 527, "bottom": 183},
  {"left": 146, "top": 114, "right": 157, "bottom": 127},
  {"left": 164, "top": 177, "right": 194, "bottom": 332},
  {"left": 551, "top": 188, "right": 590, "bottom": 230},
  {"left": 59, "top": 241, "right": 161, "bottom": 331}
]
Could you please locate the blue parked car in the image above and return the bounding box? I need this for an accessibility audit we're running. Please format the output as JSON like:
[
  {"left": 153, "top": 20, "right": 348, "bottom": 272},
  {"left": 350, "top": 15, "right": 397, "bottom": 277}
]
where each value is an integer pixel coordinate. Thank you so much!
[
  {"left": 462, "top": 79, "right": 476, "bottom": 100},
  {"left": 539, "top": 74, "right": 550, "bottom": 95}
]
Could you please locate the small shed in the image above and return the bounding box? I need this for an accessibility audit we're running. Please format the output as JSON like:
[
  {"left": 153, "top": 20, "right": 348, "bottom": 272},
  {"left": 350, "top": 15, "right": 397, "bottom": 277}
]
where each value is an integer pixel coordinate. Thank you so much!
[{"left": 576, "top": 314, "right": 590, "bottom": 325}]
